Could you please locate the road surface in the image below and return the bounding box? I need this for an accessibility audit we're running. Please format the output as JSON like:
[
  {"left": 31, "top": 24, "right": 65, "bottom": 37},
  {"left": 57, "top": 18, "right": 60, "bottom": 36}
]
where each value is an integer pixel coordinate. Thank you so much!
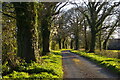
[{"left": 62, "top": 50, "right": 119, "bottom": 78}]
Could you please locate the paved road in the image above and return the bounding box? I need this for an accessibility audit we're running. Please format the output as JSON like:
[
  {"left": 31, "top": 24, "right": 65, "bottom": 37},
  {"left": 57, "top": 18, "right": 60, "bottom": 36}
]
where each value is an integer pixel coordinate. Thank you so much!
[{"left": 62, "top": 51, "right": 119, "bottom": 78}]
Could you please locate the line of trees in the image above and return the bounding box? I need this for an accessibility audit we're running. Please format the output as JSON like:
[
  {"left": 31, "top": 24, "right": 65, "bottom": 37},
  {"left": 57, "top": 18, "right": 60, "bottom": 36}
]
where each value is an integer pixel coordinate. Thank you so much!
[
  {"left": 52, "top": 1, "right": 120, "bottom": 52},
  {"left": 2, "top": 2, "right": 68, "bottom": 65},
  {"left": 2, "top": 1, "right": 120, "bottom": 66}
]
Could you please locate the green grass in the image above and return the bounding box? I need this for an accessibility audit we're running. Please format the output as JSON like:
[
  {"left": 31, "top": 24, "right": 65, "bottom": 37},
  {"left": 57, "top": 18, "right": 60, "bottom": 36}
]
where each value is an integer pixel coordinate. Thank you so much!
[
  {"left": 3, "top": 51, "right": 63, "bottom": 79},
  {"left": 95, "top": 50, "right": 119, "bottom": 58},
  {"left": 51, "top": 49, "right": 72, "bottom": 54},
  {"left": 107, "top": 50, "right": 120, "bottom": 52},
  {"left": 71, "top": 50, "right": 120, "bottom": 74}
]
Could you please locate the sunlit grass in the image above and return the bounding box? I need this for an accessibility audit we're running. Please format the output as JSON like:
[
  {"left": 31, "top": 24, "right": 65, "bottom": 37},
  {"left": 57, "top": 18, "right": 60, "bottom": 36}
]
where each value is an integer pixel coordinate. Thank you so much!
[
  {"left": 71, "top": 50, "right": 80, "bottom": 53},
  {"left": 3, "top": 52, "right": 63, "bottom": 79},
  {"left": 72, "top": 50, "right": 120, "bottom": 74},
  {"left": 61, "top": 49, "right": 72, "bottom": 51},
  {"left": 95, "top": 49, "right": 120, "bottom": 52},
  {"left": 107, "top": 50, "right": 120, "bottom": 52},
  {"left": 51, "top": 50, "right": 61, "bottom": 53},
  {"left": 51, "top": 49, "right": 73, "bottom": 53},
  {"left": 95, "top": 50, "right": 119, "bottom": 58}
]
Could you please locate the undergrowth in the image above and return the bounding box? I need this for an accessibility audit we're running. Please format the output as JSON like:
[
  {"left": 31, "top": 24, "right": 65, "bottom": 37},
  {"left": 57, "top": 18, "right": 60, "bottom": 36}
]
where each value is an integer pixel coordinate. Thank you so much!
[{"left": 3, "top": 51, "right": 63, "bottom": 79}]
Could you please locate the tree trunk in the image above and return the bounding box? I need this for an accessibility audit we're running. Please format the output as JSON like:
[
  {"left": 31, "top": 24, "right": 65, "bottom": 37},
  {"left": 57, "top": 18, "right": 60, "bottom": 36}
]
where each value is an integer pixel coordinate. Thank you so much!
[
  {"left": 65, "top": 39, "right": 68, "bottom": 49},
  {"left": 75, "top": 25, "right": 79, "bottom": 50},
  {"left": 70, "top": 39, "right": 73, "bottom": 49},
  {"left": 13, "top": 2, "right": 39, "bottom": 62},
  {"left": 84, "top": 26, "right": 89, "bottom": 51},
  {"left": 118, "top": 52, "right": 120, "bottom": 59},
  {"left": 62, "top": 38, "right": 65, "bottom": 48},
  {"left": 103, "top": 40, "right": 107, "bottom": 50},
  {"left": 65, "top": 43, "right": 67, "bottom": 49},
  {"left": 41, "top": 18, "right": 50, "bottom": 55},
  {"left": 98, "top": 30, "right": 102, "bottom": 51},
  {"left": 74, "top": 21, "right": 79, "bottom": 50},
  {"left": 75, "top": 34, "right": 79, "bottom": 50},
  {"left": 103, "top": 26, "right": 116, "bottom": 50},
  {"left": 89, "top": 28, "right": 96, "bottom": 53},
  {"left": 103, "top": 34, "right": 111, "bottom": 50},
  {"left": 58, "top": 39, "right": 61, "bottom": 49}
]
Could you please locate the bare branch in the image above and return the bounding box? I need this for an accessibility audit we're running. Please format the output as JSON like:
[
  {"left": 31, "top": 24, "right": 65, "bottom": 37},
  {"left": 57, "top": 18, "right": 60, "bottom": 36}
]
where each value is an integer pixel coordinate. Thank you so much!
[
  {"left": 96, "top": 2, "right": 120, "bottom": 28},
  {"left": 54, "top": 2, "right": 62, "bottom": 11},
  {"left": 97, "top": 20, "right": 119, "bottom": 32},
  {"left": 53, "top": 2, "right": 68, "bottom": 16},
  {"left": 95, "top": 2, "right": 100, "bottom": 8},
  {"left": 96, "top": 2, "right": 107, "bottom": 13}
]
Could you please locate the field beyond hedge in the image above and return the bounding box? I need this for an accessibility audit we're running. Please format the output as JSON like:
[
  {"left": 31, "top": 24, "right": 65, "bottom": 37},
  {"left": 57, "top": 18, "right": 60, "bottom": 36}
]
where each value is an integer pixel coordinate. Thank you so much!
[{"left": 71, "top": 50, "right": 120, "bottom": 74}]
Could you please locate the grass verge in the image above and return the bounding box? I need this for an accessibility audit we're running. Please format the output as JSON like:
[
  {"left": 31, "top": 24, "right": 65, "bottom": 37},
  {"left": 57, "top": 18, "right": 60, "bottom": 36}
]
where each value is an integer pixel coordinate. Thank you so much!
[
  {"left": 71, "top": 50, "right": 120, "bottom": 74},
  {"left": 3, "top": 51, "right": 63, "bottom": 79}
]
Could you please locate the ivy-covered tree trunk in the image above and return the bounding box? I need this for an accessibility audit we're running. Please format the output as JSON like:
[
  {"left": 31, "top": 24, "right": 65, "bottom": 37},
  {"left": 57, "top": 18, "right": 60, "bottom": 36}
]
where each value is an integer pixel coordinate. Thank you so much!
[{"left": 13, "top": 2, "right": 39, "bottom": 62}]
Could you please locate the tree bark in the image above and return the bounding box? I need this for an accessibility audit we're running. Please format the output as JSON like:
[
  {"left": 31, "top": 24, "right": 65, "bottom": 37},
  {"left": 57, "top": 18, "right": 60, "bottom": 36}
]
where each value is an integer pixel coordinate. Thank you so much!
[
  {"left": 58, "top": 39, "right": 61, "bottom": 49},
  {"left": 13, "top": 2, "right": 39, "bottom": 62},
  {"left": 41, "top": 18, "right": 50, "bottom": 55},
  {"left": 103, "top": 40, "right": 107, "bottom": 50},
  {"left": 98, "top": 30, "right": 102, "bottom": 51},
  {"left": 89, "top": 28, "right": 96, "bottom": 52},
  {"left": 103, "top": 24, "right": 116, "bottom": 50},
  {"left": 84, "top": 26, "right": 89, "bottom": 51},
  {"left": 74, "top": 20, "right": 79, "bottom": 50},
  {"left": 70, "top": 39, "right": 73, "bottom": 49},
  {"left": 103, "top": 31, "right": 113, "bottom": 50},
  {"left": 75, "top": 35, "right": 79, "bottom": 50},
  {"left": 62, "top": 38, "right": 65, "bottom": 48}
]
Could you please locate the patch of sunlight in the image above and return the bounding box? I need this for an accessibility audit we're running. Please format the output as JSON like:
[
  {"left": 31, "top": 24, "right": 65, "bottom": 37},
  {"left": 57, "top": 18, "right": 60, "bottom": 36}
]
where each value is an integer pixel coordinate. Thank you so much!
[
  {"left": 71, "top": 50, "right": 80, "bottom": 53},
  {"left": 61, "top": 49, "right": 72, "bottom": 51},
  {"left": 95, "top": 49, "right": 120, "bottom": 53},
  {"left": 107, "top": 50, "right": 120, "bottom": 52},
  {"left": 51, "top": 50, "right": 61, "bottom": 53},
  {"left": 72, "top": 58, "right": 80, "bottom": 63},
  {"left": 86, "top": 53, "right": 95, "bottom": 54}
]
